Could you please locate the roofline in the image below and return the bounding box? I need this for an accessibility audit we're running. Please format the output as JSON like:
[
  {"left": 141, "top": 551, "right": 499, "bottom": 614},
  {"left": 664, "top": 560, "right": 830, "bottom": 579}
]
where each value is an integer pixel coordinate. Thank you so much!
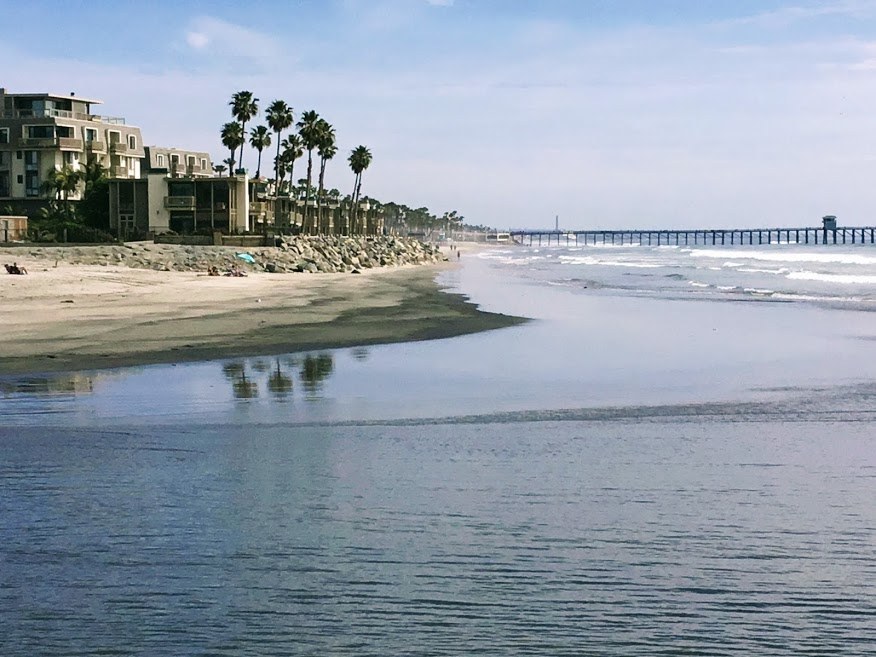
[{"left": 5, "top": 92, "right": 104, "bottom": 105}]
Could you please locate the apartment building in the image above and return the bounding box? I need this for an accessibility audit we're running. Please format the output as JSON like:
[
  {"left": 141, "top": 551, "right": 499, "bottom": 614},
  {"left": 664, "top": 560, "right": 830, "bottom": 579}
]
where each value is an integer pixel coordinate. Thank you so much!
[
  {"left": 108, "top": 173, "right": 250, "bottom": 239},
  {"left": 0, "top": 88, "right": 144, "bottom": 213},
  {"left": 144, "top": 146, "right": 212, "bottom": 178}
]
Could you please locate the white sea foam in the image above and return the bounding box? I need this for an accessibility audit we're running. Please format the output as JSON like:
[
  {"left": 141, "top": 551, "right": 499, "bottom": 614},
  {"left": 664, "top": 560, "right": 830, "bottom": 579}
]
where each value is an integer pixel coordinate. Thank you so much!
[
  {"left": 558, "top": 256, "right": 662, "bottom": 268},
  {"left": 717, "top": 286, "right": 738, "bottom": 291},
  {"left": 689, "top": 281, "right": 710, "bottom": 288},
  {"left": 787, "top": 271, "right": 876, "bottom": 285},
  {"left": 743, "top": 288, "right": 775, "bottom": 295},
  {"left": 738, "top": 267, "right": 790, "bottom": 275},
  {"left": 691, "top": 249, "right": 876, "bottom": 266}
]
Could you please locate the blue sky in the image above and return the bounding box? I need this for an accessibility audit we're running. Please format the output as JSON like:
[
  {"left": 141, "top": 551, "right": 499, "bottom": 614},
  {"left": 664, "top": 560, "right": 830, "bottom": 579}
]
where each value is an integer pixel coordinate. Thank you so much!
[{"left": 5, "top": 0, "right": 876, "bottom": 229}]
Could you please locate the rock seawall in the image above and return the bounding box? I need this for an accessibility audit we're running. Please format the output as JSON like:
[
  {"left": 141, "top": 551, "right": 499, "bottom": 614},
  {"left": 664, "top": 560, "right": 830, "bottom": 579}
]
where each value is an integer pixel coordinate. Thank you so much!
[{"left": 2, "top": 236, "right": 445, "bottom": 274}]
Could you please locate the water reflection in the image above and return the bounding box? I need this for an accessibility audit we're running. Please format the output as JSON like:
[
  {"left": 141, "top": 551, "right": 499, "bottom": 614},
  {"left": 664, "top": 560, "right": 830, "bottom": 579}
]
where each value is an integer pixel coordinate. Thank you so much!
[
  {"left": 221, "top": 354, "right": 335, "bottom": 400},
  {"left": 232, "top": 371, "right": 259, "bottom": 399},
  {"left": 267, "top": 361, "right": 294, "bottom": 399},
  {"left": 0, "top": 373, "right": 94, "bottom": 396},
  {"left": 2, "top": 351, "right": 338, "bottom": 411},
  {"left": 300, "top": 354, "right": 334, "bottom": 398}
]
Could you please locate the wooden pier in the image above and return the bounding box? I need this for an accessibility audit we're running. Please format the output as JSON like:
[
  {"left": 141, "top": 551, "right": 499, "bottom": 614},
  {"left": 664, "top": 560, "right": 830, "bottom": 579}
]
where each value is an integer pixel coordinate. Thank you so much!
[{"left": 510, "top": 226, "right": 876, "bottom": 247}]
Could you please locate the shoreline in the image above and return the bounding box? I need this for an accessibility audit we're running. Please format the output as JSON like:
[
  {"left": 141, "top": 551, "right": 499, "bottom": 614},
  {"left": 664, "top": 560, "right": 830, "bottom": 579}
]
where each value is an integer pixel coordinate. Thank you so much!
[{"left": 0, "top": 255, "right": 527, "bottom": 377}]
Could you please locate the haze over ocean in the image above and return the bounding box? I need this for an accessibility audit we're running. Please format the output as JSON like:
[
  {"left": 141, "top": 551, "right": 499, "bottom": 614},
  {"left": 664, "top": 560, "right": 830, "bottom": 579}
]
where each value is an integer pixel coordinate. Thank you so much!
[{"left": 3, "top": 243, "right": 876, "bottom": 655}]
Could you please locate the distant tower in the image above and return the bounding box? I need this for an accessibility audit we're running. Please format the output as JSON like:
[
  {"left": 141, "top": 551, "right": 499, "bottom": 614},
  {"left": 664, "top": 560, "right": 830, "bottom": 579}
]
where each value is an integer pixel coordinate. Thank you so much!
[{"left": 555, "top": 215, "right": 559, "bottom": 231}]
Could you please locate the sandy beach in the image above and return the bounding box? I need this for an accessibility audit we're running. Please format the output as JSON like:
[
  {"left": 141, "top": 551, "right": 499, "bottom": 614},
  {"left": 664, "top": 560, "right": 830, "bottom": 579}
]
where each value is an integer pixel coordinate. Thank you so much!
[{"left": 0, "top": 252, "right": 524, "bottom": 376}]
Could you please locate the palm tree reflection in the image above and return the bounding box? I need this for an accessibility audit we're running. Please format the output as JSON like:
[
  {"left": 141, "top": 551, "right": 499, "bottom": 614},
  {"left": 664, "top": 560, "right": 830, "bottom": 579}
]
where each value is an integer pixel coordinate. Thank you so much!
[
  {"left": 232, "top": 371, "right": 259, "bottom": 399},
  {"left": 267, "top": 360, "right": 294, "bottom": 399},
  {"left": 300, "top": 353, "right": 334, "bottom": 397},
  {"left": 350, "top": 347, "right": 370, "bottom": 362}
]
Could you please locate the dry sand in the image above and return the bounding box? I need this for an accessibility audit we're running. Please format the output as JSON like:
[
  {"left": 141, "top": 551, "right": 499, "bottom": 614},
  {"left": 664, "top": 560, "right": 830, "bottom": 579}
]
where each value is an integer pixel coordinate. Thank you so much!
[{"left": 0, "top": 257, "right": 525, "bottom": 376}]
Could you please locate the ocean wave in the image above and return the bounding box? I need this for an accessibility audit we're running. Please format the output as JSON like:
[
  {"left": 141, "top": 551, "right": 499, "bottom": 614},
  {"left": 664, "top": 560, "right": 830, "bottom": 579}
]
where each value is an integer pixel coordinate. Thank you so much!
[
  {"left": 691, "top": 249, "right": 876, "bottom": 266},
  {"left": 689, "top": 281, "right": 710, "bottom": 288},
  {"left": 787, "top": 271, "right": 876, "bottom": 285},
  {"left": 738, "top": 267, "right": 791, "bottom": 275},
  {"left": 743, "top": 288, "right": 775, "bottom": 295},
  {"left": 558, "top": 256, "right": 662, "bottom": 269}
]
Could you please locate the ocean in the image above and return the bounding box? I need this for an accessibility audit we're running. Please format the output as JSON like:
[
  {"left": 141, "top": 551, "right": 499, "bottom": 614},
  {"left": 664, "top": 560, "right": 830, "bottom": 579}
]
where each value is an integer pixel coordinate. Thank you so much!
[{"left": 2, "top": 242, "right": 876, "bottom": 655}]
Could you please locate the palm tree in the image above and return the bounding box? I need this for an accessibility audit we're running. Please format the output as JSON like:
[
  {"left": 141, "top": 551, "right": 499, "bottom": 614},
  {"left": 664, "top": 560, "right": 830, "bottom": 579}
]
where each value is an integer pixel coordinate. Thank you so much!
[
  {"left": 229, "top": 90, "right": 258, "bottom": 172},
  {"left": 278, "top": 134, "right": 303, "bottom": 195},
  {"left": 213, "top": 164, "right": 227, "bottom": 176},
  {"left": 265, "top": 100, "right": 293, "bottom": 191},
  {"left": 296, "top": 110, "right": 321, "bottom": 233},
  {"left": 43, "top": 165, "right": 82, "bottom": 222},
  {"left": 220, "top": 122, "right": 244, "bottom": 174},
  {"left": 348, "top": 145, "right": 373, "bottom": 234},
  {"left": 249, "top": 125, "right": 271, "bottom": 179},
  {"left": 315, "top": 119, "right": 336, "bottom": 233}
]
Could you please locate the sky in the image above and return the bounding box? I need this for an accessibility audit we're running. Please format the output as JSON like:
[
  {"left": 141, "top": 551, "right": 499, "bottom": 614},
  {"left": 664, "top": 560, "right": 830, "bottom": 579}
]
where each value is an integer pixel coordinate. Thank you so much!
[{"left": 4, "top": 0, "right": 876, "bottom": 229}]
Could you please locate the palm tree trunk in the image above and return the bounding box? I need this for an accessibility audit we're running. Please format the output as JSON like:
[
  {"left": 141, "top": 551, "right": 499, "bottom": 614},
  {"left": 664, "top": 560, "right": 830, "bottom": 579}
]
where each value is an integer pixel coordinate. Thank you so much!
[
  {"left": 238, "top": 121, "right": 248, "bottom": 172},
  {"left": 304, "top": 150, "right": 314, "bottom": 234},
  {"left": 317, "top": 157, "right": 326, "bottom": 234},
  {"left": 256, "top": 149, "right": 263, "bottom": 179},
  {"left": 351, "top": 177, "right": 358, "bottom": 235},
  {"left": 273, "top": 134, "right": 282, "bottom": 191}
]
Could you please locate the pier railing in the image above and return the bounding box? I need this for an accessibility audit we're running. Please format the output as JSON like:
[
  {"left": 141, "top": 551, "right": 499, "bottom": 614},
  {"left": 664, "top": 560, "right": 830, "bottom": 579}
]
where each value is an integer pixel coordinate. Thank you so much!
[{"left": 509, "top": 227, "right": 876, "bottom": 247}]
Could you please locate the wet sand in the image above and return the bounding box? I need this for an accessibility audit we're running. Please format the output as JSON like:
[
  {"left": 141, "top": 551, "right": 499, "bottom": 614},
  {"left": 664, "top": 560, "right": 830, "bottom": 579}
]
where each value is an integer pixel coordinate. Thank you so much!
[{"left": 0, "top": 259, "right": 525, "bottom": 376}]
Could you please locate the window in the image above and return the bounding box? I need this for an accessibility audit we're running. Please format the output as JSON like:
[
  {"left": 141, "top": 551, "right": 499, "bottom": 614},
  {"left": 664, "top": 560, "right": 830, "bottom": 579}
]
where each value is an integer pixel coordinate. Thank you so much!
[
  {"left": 0, "top": 128, "right": 8, "bottom": 144},
  {"left": 118, "top": 156, "right": 126, "bottom": 167},
  {"left": 85, "top": 128, "right": 97, "bottom": 142},
  {"left": 56, "top": 125, "right": 74, "bottom": 138},
  {"left": 0, "top": 172, "right": 9, "bottom": 197},
  {"left": 24, "top": 151, "right": 39, "bottom": 168},
  {"left": 128, "top": 134, "right": 137, "bottom": 150},
  {"left": 187, "top": 155, "right": 195, "bottom": 167},
  {"left": 201, "top": 158, "right": 207, "bottom": 170},
  {"left": 25, "top": 170, "right": 40, "bottom": 197},
  {"left": 26, "top": 125, "right": 54, "bottom": 139},
  {"left": 156, "top": 154, "right": 165, "bottom": 166}
]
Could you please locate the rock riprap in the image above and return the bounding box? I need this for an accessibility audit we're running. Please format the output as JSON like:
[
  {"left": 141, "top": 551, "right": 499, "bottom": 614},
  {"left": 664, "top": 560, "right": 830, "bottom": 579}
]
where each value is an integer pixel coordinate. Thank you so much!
[{"left": 1, "top": 236, "right": 445, "bottom": 274}]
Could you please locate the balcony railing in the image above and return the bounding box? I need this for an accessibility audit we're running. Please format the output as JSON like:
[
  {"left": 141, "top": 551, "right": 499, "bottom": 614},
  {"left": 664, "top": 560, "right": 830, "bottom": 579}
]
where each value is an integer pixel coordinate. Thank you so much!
[
  {"left": 17, "top": 137, "right": 56, "bottom": 148},
  {"left": 250, "top": 201, "right": 270, "bottom": 213},
  {"left": 85, "top": 140, "right": 106, "bottom": 153},
  {"left": 58, "top": 137, "right": 83, "bottom": 150},
  {"left": 164, "top": 196, "right": 196, "bottom": 210},
  {"left": 0, "top": 109, "right": 126, "bottom": 124},
  {"left": 112, "top": 166, "right": 129, "bottom": 177},
  {"left": 110, "top": 142, "right": 129, "bottom": 153}
]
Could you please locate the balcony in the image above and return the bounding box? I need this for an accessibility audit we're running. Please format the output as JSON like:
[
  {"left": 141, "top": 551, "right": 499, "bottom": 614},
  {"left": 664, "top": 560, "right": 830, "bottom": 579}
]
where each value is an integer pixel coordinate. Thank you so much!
[
  {"left": 111, "top": 166, "right": 130, "bottom": 177},
  {"left": 58, "top": 137, "right": 84, "bottom": 150},
  {"left": 110, "top": 142, "right": 129, "bottom": 154},
  {"left": 17, "top": 137, "right": 56, "bottom": 148},
  {"left": 185, "top": 165, "right": 204, "bottom": 175},
  {"left": 86, "top": 140, "right": 106, "bottom": 153},
  {"left": 164, "top": 195, "right": 196, "bottom": 210},
  {"left": 250, "top": 201, "right": 270, "bottom": 213}
]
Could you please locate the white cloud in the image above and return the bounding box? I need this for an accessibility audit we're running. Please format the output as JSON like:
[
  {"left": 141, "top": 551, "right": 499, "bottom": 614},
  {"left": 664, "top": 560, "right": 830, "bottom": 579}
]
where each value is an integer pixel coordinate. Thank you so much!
[
  {"left": 186, "top": 32, "right": 210, "bottom": 49},
  {"left": 181, "top": 16, "right": 282, "bottom": 64}
]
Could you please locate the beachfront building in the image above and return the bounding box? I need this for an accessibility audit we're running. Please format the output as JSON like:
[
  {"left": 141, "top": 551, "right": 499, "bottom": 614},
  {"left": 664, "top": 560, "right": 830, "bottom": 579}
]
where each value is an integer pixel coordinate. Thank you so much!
[
  {"left": 1, "top": 214, "right": 28, "bottom": 242},
  {"left": 108, "top": 173, "right": 250, "bottom": 239},
  {"left": 144, "top": 146, "right": 212, "bottom": 178},
  {"left": 0, "top": 88, "right": 144, "bottom": 214}
]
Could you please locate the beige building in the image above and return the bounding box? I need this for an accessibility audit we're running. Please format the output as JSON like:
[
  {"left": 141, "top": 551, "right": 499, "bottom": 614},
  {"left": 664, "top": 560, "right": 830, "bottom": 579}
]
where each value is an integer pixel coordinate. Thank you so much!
[
  {"left": 1, "top": 214, "right": 28, "bottom": 241},
  {"left": 144, "top": 146, "right": 212, "bottom": 178},
  {"left": 108, "top": 173, "right": 250, "bottom": 239},
  {"left": 0, "top": 88, "right": 144, "bottom": 213}
]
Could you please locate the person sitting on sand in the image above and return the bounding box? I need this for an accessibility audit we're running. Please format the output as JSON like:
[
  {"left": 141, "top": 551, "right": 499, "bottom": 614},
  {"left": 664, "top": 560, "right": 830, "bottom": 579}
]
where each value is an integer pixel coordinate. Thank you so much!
[
  {"left": 5, "top": 262, "right": 26, "bottom": 275},
  {"left": 208, "top": 265, "right": 220, "bottom": 276}
]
